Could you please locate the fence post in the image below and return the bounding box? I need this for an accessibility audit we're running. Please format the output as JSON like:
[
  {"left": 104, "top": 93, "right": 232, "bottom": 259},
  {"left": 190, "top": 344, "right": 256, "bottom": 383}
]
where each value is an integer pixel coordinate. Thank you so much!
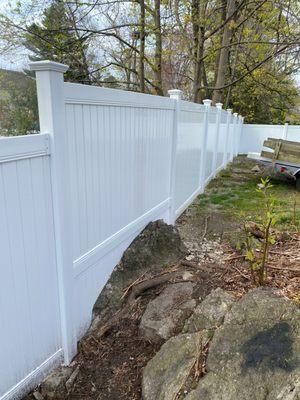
[
  {"left": 213, "top": 102, "right": 223, "bottom": 176},
  {"left": 282, "top": 122, "right": 289, "bottom": 139},
  {"left": 200, "top": 99, "right": 212, "bottom": 190},
  {"left": 224, "top": 108, "right": 232, "bottom": 165},
  {"left": 237, "top": 115, "right": 243, "bottom": 155},
  {"left": 29, "top": 60, "right": 76, "bottom": 364},
  {"left": 168, "top": 89, "right": 182, "bottom": 224},
  {"left": 233, "top": 112, "right": 239, "bottom": 157}
]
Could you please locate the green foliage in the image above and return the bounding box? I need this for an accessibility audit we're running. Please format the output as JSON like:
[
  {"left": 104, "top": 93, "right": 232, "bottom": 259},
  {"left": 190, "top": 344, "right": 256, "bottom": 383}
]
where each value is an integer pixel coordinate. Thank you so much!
[
  {"left": 0, "top": 0, "right": 299, "bottom": 122},
  {"left": 230, "top": 65, "right": 298, "bottom": 124},
  {"left": 0, "top": 73, "right": 39, "bottom": 135},
  {"left": 207, "top": 329, "right": 215, "bottom": 340},
  {"left": 224, "top": 0, "right": 300, "bottom": 123},
  {"left": 242, "top": 178, "right": 277, "bottom": 286},
  {"left": 23, "top": 0, "right": 90, "bottom": 83}
]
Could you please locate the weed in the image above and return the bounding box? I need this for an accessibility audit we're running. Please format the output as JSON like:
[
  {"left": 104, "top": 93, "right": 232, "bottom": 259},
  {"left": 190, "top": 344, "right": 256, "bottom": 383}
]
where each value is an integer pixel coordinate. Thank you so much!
[{"left": 242, "top": 178, "right": 279, "bottom": 286}]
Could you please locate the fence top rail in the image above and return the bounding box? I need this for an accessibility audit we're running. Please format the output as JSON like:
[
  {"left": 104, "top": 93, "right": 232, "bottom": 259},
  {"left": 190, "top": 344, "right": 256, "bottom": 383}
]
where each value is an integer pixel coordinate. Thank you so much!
[
  {"left": 180, "top": 100, "right": 205, "bottom": 113},
  {"left": 0, "top": 133, "right": 50, "bottom": 163},
  {"left": 63, "top": 82, "right": 175, "bottom": 110},
  {"left": 243, "top": 124, "right": 287, "bottom": 128}
]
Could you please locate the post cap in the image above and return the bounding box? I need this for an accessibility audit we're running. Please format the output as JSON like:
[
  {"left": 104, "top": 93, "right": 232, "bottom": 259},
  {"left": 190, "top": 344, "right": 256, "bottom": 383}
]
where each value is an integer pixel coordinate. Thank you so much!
[
  {"left": 203, "top": 99, "right": 212, "bottom": 107},
  {"left": 29, "top": 60, "right": 69, "bottom": 73},
  {"left": 216, "top": 102, "right": 223, "bottom": 110},
  {"left": 168, "top": 89, "right": 182, "bottom": 100},
  {"left": 233, "top": 112, "right": 238, "bottom": 117},
  {"left": 227, "top": 108, "right": 233, "bottom": 113}
]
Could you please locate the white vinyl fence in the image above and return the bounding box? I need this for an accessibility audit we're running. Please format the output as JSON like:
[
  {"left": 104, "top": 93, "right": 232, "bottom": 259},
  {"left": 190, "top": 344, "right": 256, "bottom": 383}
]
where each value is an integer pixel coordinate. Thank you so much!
[
  {"left": 0, "top": 61, "right": 243, "bottom": 400},
  {"left": 239, "top": 123, "right": 300, "bottom": 154}
]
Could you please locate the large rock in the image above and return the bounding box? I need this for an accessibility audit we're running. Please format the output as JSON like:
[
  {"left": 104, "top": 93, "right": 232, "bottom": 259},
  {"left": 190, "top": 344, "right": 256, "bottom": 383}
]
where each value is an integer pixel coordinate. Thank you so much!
[
  {"left": 93, "top": 220, "right": 187, "bottom": 320},
  {"left": 186, "top": 288, "right": 300, "bottom": 400},
  {"left": 40, "top": 366, "right": 73, "bottom": 399},
  {"left": 140, "top": 282, "right": 197, "bottom": 342},
  {"left": 183, "top": 288, "right": 234, "bottom": 333},
  {"left": 142, "top": 332, "right": 210, "bottom": 400}
]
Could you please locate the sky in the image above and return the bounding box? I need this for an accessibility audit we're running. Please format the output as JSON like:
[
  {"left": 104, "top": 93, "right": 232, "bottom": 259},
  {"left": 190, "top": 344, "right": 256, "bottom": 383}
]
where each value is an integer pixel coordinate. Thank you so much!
[
  {"left": 0, "top": 53, "right": 28, "bottom": 71},
  {"left": 0, "top": 0, "right": 37, "bottom": 70}
]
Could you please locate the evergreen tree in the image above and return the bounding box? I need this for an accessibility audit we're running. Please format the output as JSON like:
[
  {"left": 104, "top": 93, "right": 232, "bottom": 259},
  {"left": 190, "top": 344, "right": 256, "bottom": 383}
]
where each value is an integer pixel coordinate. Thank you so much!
[{"left": 23, "top": 0, "right": 90, "bottom": 83}]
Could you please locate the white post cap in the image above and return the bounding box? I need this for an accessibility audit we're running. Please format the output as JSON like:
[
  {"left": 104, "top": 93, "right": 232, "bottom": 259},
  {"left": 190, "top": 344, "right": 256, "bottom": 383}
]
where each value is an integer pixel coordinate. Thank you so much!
[
  {"left": 227, "top": 108, "right": 233, "bottom": 113},
  {"left": 216, "top": 102, "right": 223, "bottom": 110},
  {"left": 233, "top": 112, "right": 238, "bottom": 117},
  {"left": 168, "top": 89, "right": 182, "bottom": 100},
  {"left": 29, "top": 60, "right": 69, "bottom": 73},
  {"left": 203, "top": 99, "right": 212, "bottom": 107}
]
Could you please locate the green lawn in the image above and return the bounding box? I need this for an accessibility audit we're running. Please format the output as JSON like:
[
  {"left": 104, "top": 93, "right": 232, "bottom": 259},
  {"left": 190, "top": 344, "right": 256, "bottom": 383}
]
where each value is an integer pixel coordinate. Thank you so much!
[{"left": 196, "top": 157, "right": 300, "bottom": 232}]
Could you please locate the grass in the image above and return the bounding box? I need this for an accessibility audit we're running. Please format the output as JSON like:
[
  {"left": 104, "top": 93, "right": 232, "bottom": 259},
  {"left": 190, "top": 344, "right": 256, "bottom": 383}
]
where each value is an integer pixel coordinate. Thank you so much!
[{"left": 196, "top": 157, "right": 300, "bottom": 232}]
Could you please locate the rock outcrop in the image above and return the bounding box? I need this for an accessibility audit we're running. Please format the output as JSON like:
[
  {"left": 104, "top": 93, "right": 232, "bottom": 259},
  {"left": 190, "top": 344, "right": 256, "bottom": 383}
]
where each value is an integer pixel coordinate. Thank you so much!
[
  {"left": 140, "top": 282, "right": 197, "bottom": 342},
  {"left": 142, "top": 332, "right": 211, "bottom": 400},
  {"left": 93, "top": 220, "right": 187, "bottom": 320},
  {"left": 142, "top": 288, "right": 300, "bottom": 400},
  {"left": 183, "top": 288, "right": 234, "bottom": 333}
]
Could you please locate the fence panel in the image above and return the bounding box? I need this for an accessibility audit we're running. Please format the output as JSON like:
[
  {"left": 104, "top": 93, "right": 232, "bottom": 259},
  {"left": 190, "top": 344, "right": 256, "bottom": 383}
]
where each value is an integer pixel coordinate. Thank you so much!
[
  {"left": 0, "top": 135, "right": 62, "bottom": 400},
  {"left": 64, "top": 83, "right": 175, "bottom": 336},
  {"left": 0, "top": 60, "right": 243, "bottom": 399},
  {"left": 239, "top": 124, "right": 290, "bottom": 154},
  {"left": 286, "top": 125, "right": 300, "bottom": 142},
  {"left": 174, "top": 101, "right": 205, "bottom": 216}
]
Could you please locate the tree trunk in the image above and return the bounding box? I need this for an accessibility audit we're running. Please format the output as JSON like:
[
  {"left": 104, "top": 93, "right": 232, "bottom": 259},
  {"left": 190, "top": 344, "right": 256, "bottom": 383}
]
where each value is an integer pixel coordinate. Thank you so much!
[
  {"left": 192, "top": 0, "right": 206, "bottom": 103},
  {"left": 213, "top": 0, "right": 227, "bottom": 86},
  {"left": 212, "top": 0, "right": 236, "bottom": 104},
  {"left": 225, "top": 27, "right": 242, "bottom": 108},
  {"left": 153, "top": 0, "right": 163, "bottom": 95},
  {"left": 202, "top": 62, "right": 209, "bottom": 100},
  {"left": 78, "top": 41, "right": 91, "bottom": 84},
  {"left": 139, "top": 0, "right": 146, "bottom": 92}
]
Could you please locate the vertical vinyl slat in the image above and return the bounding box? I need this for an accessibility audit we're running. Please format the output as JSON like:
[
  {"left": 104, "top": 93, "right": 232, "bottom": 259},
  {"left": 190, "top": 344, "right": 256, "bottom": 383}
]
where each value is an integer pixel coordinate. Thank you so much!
[
  {"left": 66, "top": 105, "right": 80, "bottom": 258},
  {"left": 90, "top": 106, "right": 99, "bottom": 246},
  {"left": 75, "top": 105, "right": 88, "bottom": 257},
  {"left": 30, "top": 157, "right": 61, "bottom": 353},
  {"left": 16, "top": 159, "right": 37, "bottom": 365},
  {"left": 0, "top": 165, "right": 16, "bottom": 393},
  {"left": 2, "top": 161, "right": 32, "bottom": 379}
]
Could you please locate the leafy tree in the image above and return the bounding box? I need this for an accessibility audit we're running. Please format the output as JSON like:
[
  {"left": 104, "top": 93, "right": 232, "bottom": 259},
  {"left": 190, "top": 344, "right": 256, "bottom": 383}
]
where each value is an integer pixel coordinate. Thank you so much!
[
  {"left": 0, "top": 71, "right": 39, "bottom": 135},
  {"left": 229, "top": 63, "right": 299, "bottom": 124},
  {"left": 0, "top": 0, "right": 299, "bottom": 122}
]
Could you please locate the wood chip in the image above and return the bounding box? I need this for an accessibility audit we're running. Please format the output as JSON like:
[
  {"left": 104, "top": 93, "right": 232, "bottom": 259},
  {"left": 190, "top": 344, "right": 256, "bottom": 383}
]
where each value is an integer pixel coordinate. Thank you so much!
[
  {"left": 66, "top": 365, "right": 80, "bottom": 392},
  {"left": 33, "top": 391, "right": 44, "bottom": 400}
]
